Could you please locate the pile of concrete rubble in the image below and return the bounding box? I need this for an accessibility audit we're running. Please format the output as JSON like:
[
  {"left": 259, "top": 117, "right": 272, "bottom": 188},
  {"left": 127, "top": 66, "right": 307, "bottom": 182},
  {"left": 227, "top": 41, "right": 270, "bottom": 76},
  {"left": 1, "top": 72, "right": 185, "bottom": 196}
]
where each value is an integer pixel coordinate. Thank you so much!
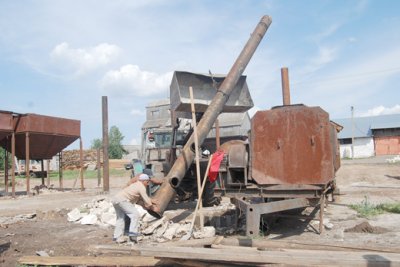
[
  {"left": 386, "top": 155, "right": 400, "bottom": 164},
  {"left": 67, "top": 197, "right": 237, "bottom": 242}
]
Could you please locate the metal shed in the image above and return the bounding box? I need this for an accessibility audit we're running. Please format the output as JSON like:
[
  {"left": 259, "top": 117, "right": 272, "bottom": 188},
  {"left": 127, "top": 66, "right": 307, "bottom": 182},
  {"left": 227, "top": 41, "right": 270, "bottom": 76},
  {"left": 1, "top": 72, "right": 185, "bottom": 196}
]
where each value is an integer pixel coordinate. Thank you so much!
[{"left": 0, "top": 111, "right": 82, "bottom": 197}]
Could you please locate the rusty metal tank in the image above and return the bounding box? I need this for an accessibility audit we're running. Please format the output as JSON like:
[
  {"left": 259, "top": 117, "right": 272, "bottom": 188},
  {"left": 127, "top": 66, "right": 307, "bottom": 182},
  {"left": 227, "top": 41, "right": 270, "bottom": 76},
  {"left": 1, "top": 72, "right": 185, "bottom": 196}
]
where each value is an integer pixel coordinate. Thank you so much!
[{"left": 250, "top": 104, "right": 337, "bottom": 185}]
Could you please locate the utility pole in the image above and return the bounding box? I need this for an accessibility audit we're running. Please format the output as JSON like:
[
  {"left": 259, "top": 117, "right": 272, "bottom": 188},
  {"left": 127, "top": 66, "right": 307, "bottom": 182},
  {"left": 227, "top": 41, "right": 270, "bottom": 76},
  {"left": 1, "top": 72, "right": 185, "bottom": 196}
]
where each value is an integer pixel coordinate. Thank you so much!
[
  {"left": 102, "top": 96, "right": 110, "bottom": 192},
  {"left": 351, "top": 106, "right": 355, "bottom": 159}
]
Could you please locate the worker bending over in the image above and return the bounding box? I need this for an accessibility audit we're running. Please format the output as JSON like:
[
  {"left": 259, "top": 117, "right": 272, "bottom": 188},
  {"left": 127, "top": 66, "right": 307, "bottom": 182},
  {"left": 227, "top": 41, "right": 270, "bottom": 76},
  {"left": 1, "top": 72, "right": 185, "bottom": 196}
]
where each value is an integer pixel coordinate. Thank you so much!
[{"left": 112, "top": 173, "right": 153, "bottom": 243}]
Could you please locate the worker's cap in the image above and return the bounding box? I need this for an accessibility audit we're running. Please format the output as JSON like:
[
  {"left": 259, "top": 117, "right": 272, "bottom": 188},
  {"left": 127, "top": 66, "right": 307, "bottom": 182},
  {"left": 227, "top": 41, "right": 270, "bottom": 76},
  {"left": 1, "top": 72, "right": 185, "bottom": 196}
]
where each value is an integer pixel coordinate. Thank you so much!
[
  {"left": 138, "top": 173, "right": 150, "bottom": 181},
  {"left": 143, "top": 168, "right": 154, "bottom": 178}
]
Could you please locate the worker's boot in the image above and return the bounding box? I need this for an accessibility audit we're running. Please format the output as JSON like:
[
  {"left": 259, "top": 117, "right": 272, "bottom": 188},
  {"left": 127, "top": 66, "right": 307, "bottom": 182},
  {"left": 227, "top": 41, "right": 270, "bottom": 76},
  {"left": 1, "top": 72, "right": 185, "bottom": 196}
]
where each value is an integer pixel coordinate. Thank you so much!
[
  {"left": 129, "top": 236, "right": 138, "bottom": 243},
  {"left": 113, "top": 236, "right": 128, "bottom": 244}
]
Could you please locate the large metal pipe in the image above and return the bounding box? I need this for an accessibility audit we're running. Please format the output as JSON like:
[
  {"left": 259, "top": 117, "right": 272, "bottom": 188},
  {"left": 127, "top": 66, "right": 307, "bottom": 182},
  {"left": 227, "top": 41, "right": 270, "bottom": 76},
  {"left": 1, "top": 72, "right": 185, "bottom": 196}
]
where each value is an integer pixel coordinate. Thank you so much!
[{"left": 149, "top": 15, "right": 272, "bottom": 217}]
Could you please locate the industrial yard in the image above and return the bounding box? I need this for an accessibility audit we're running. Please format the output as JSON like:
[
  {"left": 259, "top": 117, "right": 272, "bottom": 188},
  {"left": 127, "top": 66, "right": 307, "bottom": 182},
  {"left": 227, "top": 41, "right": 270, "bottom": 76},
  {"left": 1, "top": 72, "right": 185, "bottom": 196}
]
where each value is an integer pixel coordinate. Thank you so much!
[
  {"left": 1, "top": 2, "right": 400, "bottom": 266},
  {"left": 0, "top": 156, "right": 399, "bottom": 266}
]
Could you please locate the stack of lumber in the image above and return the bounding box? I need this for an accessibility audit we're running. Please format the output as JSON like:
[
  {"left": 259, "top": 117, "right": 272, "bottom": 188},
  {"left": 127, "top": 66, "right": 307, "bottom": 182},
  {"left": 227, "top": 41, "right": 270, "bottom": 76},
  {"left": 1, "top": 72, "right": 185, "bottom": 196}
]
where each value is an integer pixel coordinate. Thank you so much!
[
  {"left": 62, "top": 149, "right": 102, "bottom": 170},
  {"left": 20, "top": 237, "right": 400, "bottom": 266}
]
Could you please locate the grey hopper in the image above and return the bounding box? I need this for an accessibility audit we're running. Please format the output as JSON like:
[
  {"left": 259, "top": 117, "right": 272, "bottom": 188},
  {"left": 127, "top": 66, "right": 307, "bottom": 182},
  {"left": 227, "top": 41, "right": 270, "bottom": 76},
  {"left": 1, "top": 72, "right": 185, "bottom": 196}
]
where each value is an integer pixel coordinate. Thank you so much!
[{"left": 170, "top": 71, "right": 254, "bottom": 114}]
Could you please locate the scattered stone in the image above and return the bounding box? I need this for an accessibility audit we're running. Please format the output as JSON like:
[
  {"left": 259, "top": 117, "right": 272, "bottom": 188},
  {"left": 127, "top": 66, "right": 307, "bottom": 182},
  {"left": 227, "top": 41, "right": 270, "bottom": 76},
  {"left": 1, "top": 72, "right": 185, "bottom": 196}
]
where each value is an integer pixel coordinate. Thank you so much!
[
  {"left": 67, "top": 208, "right": 83, "bottom": 222},
  {"left": 154, "top": 221, "right": 169, "bottom": 238},
  {"left": 311, "top": 218, "right": 333, "bottom": 230},
  {"left": 386, "top": 155, "right": 400, "bottom": 164},
  {"left": 193, "top": 226, "right": 216, "bottom": 239},
  {"left": 324, "top": 222, "right": 334, "bottom": 229},
  {"left": 100, "top": 212, "right": 116, "bottom": 226},
  {"left": 36, "top": 250, "right": 50, "bottom": 257},
  {"left": 344, "top": 221, "right": 388, "bottom": 234},
  {"left": 80, "top": 214, "right": 98, "bottom": 225},
  {"left": 175, "top": 223, "right": 191, "bottom": 238},
  {"left": 162, "top": 223, "right": 180, "bottom": 240},
  {"left": 143, "top": 217, "right": 167, "bottom": 235}
]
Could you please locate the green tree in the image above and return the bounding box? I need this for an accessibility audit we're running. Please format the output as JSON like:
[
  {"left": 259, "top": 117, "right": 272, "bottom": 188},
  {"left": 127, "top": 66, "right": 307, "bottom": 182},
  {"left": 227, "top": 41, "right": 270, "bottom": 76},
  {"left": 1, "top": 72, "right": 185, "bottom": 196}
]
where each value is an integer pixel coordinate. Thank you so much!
[
  {"left": 90, "top": 126, "right": 127, "bottom": 159},
  {"left": 0, "top": 147, "right": 11, "bottom": 171},
  {"left": 109, "top": 126, "right": 126, "bottom": 159},
  {"left": 91, "top": 138, "right": 102, "bottom": 149}
]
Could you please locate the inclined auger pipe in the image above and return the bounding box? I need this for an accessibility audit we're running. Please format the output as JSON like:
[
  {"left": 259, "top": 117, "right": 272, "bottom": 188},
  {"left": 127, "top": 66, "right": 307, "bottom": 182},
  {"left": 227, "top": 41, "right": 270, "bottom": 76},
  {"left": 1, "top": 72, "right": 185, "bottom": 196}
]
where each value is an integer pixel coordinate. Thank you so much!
[{"left": 149, "top": 15, "right": 272, "bottom": 218}]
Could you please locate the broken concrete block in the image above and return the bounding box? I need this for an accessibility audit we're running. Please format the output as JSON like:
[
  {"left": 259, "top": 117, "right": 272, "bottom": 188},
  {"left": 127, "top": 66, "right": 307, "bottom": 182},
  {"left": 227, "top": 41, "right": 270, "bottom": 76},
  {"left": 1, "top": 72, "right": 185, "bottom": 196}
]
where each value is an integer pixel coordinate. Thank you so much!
[
  {"left": 142, "top": 217, "right": 167, "bottom": 235},
  {"left": 100, "top": 212, "right": 116, "bottom": 226},
  {"left": 142, "top": 214, "right": 158, "bottom": 224},
  {"left": 324, "top": 222, "right": 334, "bottom": 230},
  {"left": 98, "top": 200, "right": 112, "bottom": 211},
  {"left": 162, "top": 223, "right": 180, "bottom": 240},
  {"left": 67, "top": 208, "right": 83, "bottom": 222},
  {"left": 154, "top": 221, "right": 169, "bottom": 238},
  {"left": 80, "top": 214, "right": 98, "bottom": 225},
  {"left": 193, "top": 226, "right": 216, "bottom": 239},
  {"left": 175, "top": 223, "right": 191, "bottom": 238}
]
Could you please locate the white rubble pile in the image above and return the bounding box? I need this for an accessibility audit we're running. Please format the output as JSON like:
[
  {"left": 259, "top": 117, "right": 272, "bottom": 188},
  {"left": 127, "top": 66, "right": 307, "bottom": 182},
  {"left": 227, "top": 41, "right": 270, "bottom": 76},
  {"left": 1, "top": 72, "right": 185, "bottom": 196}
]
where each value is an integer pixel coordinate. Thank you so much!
[
  {"left": 67, "top": 197, "right": 217, "bottom": 241},
  {"left": 386, "top": 155, "right": 400, "bottom": 164}
]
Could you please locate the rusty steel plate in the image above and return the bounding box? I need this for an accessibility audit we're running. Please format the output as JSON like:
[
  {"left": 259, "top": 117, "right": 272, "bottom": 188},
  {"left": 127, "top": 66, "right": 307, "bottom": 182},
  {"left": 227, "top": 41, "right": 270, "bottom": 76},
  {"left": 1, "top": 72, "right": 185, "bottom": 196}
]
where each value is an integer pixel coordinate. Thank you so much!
[
  {"left": 250, "top": 105, "right": 335, "bottom": 185},
  {"left": 1, "top": 113, "right": 80, "bottom": 159},
  {"left": 0, "top": 111, "right": 13, "bottom": 141}
]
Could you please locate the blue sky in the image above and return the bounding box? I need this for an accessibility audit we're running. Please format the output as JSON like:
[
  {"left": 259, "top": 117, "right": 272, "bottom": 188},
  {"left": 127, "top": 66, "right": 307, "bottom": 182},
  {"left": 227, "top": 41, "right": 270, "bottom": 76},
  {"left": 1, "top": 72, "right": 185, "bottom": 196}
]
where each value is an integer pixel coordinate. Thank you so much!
[{"left": 0, "top": 0, "right": 399, "bottom": 149}]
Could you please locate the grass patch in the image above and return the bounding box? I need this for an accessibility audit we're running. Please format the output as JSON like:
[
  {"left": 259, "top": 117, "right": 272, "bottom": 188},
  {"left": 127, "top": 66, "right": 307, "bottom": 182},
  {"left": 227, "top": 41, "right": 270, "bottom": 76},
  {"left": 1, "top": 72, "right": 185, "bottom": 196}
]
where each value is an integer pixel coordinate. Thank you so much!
[{"left": 350, "top": 196, "right": 400, "bottom": 218}]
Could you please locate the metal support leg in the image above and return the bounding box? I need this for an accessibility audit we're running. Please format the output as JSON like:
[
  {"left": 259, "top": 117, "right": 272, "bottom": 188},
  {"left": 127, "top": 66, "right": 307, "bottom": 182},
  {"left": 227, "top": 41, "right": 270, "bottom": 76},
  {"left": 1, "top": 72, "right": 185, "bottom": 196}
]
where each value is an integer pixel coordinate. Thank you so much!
[
  {"left": 319, "top": 193, "right": 325, "bottom": 234},
  {"left": 232, "top": 197, "right": 311, "bottom": 237}
]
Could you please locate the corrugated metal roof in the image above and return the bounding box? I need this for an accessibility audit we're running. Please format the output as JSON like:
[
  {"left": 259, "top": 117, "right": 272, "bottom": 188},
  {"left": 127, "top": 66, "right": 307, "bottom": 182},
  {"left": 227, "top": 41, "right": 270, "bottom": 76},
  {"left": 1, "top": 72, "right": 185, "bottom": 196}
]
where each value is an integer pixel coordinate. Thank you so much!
[
  {"left": 371, "top": 121, "right": 400, "bottom": 130},
  {"left": 334, "top": 113, "right": 400, "bottom": 139}
]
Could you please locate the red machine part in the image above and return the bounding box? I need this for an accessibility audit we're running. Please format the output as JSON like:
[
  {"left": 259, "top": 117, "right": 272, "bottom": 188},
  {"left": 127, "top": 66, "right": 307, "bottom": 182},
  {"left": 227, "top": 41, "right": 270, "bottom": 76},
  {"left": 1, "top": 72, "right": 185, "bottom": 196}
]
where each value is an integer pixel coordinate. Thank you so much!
[{"left": 250, "top": 104, "right": 335, "bottom": 185}]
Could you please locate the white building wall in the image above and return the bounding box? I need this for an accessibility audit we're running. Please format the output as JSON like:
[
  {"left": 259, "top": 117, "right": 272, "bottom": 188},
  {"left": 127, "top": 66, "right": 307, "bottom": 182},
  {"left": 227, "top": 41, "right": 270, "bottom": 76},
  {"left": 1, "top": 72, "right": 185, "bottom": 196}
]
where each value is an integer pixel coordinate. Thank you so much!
[{"left": 340, "top": 137, "right": 375, "bottom": 158}]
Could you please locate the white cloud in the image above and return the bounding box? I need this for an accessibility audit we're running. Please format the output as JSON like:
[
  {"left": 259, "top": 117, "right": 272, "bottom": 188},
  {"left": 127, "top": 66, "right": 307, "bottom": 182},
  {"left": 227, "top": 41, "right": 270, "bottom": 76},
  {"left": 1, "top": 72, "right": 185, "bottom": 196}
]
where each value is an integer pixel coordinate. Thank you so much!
[
  {"left": 311, "top": 46, "right": 337, "bottom": 68},
  {"left": 100, "top": 64, "right": 173, "bottom": 97},
  {"left": 299, "top": 46, "right": 338, "bottom": 76},
  {"left": 50, "top": 42, "right": 121, "bottom": 75},
  {"left": 312, "top": 23, "right": 341, "bottom": 42},
  {"left": 130, "top": 109, "right": 145, "bottom": 116},
  {"left": 360, "top": 105, "right": 400, "bottom": 117}
]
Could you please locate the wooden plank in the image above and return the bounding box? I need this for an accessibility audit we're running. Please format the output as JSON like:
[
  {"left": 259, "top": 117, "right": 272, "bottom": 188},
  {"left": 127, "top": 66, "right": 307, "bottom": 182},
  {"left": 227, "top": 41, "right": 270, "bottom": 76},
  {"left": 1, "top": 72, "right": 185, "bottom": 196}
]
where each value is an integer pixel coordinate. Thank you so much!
[
  {"left": 133, "top": 245, "right": 400, "bottom": 266},
  {"left": 89, "top": 244, "right": 140, "bottom": 254},
  {"left": 220, "top": 238, "right": 400, "bottom": 254},
  {"left": 90, "top": 237, "right": 220, "bottom": 254},
  {"left": 18, "top": 255, "right": 160, "bottom": 266}
]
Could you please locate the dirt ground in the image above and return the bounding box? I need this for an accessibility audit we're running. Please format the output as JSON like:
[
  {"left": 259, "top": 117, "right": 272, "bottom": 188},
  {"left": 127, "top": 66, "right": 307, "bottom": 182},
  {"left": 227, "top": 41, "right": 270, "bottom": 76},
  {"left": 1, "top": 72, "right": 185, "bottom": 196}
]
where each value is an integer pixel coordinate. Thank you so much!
[{"left": 1, "top": 156, "right": 400, "bottom": 266}]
